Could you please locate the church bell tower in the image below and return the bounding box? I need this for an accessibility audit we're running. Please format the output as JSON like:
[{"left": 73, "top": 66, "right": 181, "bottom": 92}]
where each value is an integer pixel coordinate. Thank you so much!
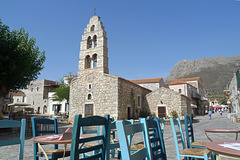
[{"left": 78, "top": 16, "right": 109, "bottom": 75}]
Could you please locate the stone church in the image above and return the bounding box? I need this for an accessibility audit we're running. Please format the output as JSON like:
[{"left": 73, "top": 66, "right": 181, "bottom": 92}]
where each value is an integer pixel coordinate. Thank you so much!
[{"left": 69, "top": 16, "right": 191, "bottom": 122}]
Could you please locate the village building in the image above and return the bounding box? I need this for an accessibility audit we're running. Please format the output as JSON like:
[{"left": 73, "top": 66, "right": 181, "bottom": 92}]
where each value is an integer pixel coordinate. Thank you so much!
[
  {"left": 129, "top": 77, "right": 166, "bottom": 91},
  {"left": 69, "top": 16, "right": 192, "bottom": 122},
  {"left": 146, "top": 87, "right": 191, "bottom": 118},
  {"left": 25, "top": 79, "right": 58, "bottom": 114},
  {"left": 168, "top": 77, "right": 209, "bottom": 115}
]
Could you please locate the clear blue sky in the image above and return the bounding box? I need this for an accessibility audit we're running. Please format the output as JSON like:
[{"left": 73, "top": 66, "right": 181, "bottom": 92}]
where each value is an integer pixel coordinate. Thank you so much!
[{"left": 1, "top": 0, "right": 240, "bottom": 81}]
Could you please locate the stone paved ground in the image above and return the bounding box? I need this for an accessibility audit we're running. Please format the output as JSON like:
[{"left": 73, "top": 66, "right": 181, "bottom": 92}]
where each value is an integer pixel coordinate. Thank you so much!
[{"left": 1, "top": 112, "right": 240, "bottom": 160}]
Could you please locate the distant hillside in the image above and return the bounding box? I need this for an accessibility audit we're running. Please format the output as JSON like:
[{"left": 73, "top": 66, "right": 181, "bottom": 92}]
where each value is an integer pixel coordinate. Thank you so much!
[{"left": 164, "top": 56, "right": 240, "bottom": 92}]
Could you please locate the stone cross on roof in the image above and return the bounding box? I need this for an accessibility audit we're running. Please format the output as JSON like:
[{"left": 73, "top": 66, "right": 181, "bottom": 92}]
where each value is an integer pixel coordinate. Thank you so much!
[{"left": 94, "top": 7, "right": 96, "bottom": 16}]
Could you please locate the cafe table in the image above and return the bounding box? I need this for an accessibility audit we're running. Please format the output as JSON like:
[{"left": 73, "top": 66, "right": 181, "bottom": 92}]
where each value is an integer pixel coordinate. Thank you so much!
[
  {"left": 205, "top": 128, "right": 240, "bottom": 142},
  {"left": 205, "top": 141, "right": 240, "bottom": 160},
  {"left": 32, "top": 134, "right": 89, "bottom": 160}
]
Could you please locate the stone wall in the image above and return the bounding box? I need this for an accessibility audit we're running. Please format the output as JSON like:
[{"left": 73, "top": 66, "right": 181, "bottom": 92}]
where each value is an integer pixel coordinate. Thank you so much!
[
  {"left": 138, "top": 83, "right": 159, "bottom": 91},
  {"left": 69, "top": 72, "right": 119, "bottom": 122},
  {"left": 146, "top": 87, "right": 191, "bottom": 118},
  {"left": 117, "top": 78, "right": 151, "bottom": 119},
  {"left": 26, "top": 80, "right": 45, "bottom": 113}
]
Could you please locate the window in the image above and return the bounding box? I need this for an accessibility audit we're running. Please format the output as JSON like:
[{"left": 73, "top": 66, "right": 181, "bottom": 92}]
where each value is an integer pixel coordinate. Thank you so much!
[
  {"left": 88, "top": 84, "right": 92, "bottom": 89},
  {"left": 179, "top": 89, "right": 182, "bottom": 93},
  {"left": 31, "top": 88, "right": 33, "bottom": 92},
  {"left": 93, "top": 54, "right": 97, "bottom": 68},
  {"left": 137, "top": 96, "right": 141, "bottom": 107},
  {"left": 85, "top": 55, "right": 91, "bottom": 69},
  {"left": 33, "top": 101, "right": 34, "bottom": 105},
  {"left": 87, "top": 36, "right": 92, "bottom": 49},
  {"left": 88, "top": 94, "right": 92, "bottom": 100},
  {"left": 65, "top": 103, "right": 69, "bottom": 112},
  {"left": 37, "top": 87, "right": 39, "bottom": 91},
  {"left": 17, "top": 99, "right": 20, "bottom": 102},
  {"left": 85, "top": 104, "right": 93, "bottom": 116},
  {"left": 93, "top": 35, "right": 97, "bottom": 48},
  {"left": 91, "top": 25, "right": 95, "bottom": 31}
]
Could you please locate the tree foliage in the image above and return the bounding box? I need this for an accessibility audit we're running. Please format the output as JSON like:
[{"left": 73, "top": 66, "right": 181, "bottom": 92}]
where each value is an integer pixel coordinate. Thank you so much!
[
  {"left": 0, "top": 19, "right": 46, "bottom": 111},
  {"left": 52, "top": 75, "right": 74, "bottom": 102}
]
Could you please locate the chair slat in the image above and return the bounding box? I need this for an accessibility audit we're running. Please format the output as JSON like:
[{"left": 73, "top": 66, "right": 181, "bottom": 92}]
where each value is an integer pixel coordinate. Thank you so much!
[
  {"left": 131, "top": 148, "right": 149, "bottom": 159},
  {"left": 124, "top": 123, "right": 144, "bottom": 135},
  {"left": 0, "top": 120, "right": 21, "bottom": 128},
  {"left": 79, "top": 135, "right": 104, "bottom": 143},
  {"left": 80, "top": 153, "right": 101, "bottom": 160},
  {"left": 79, "top": 144, "right": 103, "bottom": 153},
  {"left": 0, "top": 139, "right": 21, "bottom": 146}
]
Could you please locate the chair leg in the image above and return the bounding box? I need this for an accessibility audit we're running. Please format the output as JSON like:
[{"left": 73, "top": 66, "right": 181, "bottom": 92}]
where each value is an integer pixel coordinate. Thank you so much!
[
  {"left": 211, "top": 152, "right": 216, "bottom": 160},
  {"left": 203, "top": 153, "right": 208, "bottom": 160}
]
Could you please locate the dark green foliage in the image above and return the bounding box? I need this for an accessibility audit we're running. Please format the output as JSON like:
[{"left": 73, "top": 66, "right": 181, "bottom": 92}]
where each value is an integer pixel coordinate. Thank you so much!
[
  {"left": 139, "top": 109, "right": 151, "bottom": 118},
  {"left": 0, "top": 19, "right": 46, "bottom": 111},
  {"left": 170, "top": 110, "right": 179, "bottom": 119}
]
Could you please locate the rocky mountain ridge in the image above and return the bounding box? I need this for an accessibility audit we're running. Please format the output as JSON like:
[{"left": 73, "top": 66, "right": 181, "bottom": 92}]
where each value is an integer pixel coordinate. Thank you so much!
[{"left": 164, "top": 56, "right": 240, "bottom": 91}]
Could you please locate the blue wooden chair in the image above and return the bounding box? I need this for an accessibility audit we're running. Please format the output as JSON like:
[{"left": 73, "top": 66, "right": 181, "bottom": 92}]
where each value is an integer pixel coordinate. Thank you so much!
[
  {"left": 170, "top": 118, "right": 213, "bottom": 160},
  {"left": 147, "top": 117, "right": 167, "bottom": 160},
  {"left": 0, "top": 119, "right": 26, "bottom": 160},
  {"left": 31, "top": 117, "right": 69, "bottom": 160},
  {"left": 131, "top": 117, "right": 167, "bottom": 160},
  {"left": 107, "top": 120, "right": 133, "bottom": 159},
  {"left": 116, "top": 118, "right": 153, "bottom": 160},
  {"left": 184, "top": 115, "right": 207, "bottom": 149},
  {"left": 70, "top": 114, "right": 110, "bottom": 160}
]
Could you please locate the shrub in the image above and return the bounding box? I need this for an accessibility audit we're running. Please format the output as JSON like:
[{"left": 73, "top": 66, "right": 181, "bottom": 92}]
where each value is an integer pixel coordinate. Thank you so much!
[
  {"left": 139, "top": 110, "right": 151, "bottom": 118},
  {"left": 170, "top": 110, "right": 179, "bottom": 119}
]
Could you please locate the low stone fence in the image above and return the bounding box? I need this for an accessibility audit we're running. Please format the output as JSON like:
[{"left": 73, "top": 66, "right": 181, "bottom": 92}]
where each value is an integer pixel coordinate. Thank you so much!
[{"left": 227, "top": 113, "right": 240, "bottom": 123}]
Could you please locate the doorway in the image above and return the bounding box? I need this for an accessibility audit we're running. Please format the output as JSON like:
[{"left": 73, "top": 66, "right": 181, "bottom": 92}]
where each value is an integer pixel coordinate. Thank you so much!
[
  {"left": 127, "top": 107, "right": 131, "bottom": 119},
  {"left": 158, "top": 106, "right": 166, "bottom": 118},
  {"left": 85, "top": 104, "right": 94, "bottom": 116}
]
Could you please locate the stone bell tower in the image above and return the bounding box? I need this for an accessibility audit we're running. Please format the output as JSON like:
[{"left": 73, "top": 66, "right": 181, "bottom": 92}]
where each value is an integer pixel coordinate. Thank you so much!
[{"left": 78, "top": 16, "right": 109, "bottom": 75}]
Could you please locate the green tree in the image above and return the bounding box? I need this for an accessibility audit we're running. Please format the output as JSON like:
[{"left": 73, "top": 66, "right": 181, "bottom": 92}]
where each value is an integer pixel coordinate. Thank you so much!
[
  {"left": 0, "top": 19, "right": 46, "bottom": 113},
  {"left": 52, "top": 75, "right": 74, "bottom": 102}
]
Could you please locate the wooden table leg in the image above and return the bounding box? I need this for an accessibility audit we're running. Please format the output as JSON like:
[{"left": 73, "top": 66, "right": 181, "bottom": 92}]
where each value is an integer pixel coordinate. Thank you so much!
[
  {"left": 63, "top": 144, "right": 67, "bottom": 160},
  {"left": 205, "top": 132, "right": 213, "bottom": 142},
  {"left": 37, "top": 143, "right": 49, "bottom": 160}
]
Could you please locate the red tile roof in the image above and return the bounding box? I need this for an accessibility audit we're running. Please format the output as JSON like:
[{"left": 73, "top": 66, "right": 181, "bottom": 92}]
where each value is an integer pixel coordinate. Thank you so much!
[
  {"left": 13, "top": 93, "right": 24, "bottom": 96},
  {"left": 169, "top": 77, "right": 200, "bottom": 85},
  {"left": 129, "top": 77, "right": 163, "bottom": 84}
]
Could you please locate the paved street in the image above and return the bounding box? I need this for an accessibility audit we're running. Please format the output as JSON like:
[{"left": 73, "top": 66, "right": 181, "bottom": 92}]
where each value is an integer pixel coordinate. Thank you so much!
[{"left": 1, "top": 112, "right": 240, "bottom": 160}]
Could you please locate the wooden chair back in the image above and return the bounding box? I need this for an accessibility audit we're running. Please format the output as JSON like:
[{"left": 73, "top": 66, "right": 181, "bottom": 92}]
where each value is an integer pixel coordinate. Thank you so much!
[
  {"left": 107, "top": 120, "right": 133, "bottom": 159},
  {"left": 146, "top": 117, "right": 167, "bottom": 160},
  {"left": 0, "top": 119, "right": 26, "bottom": 160},
  {"left": 116, "top": 118, "right": 153, "bottom": 160},
  {"left": 184, "top": 115, "right": 194, "bottom": 148},
  {"left": 70, "top": 114, "right": 110, "bottom": 160},
  {"left": 31, "top": 117, "right": 58, "bottom": 160}
]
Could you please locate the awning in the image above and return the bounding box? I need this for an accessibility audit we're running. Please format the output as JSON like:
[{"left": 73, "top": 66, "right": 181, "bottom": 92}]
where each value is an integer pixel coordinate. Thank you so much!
[
  {"left": 213, "top": 106, "right": 222, "bottom": 109},
  {"left": 191, "top": 104, "right": 198, "bottom": 108},
  {"left": 8, "top": 102, "right": 31, "bottom": 106}
]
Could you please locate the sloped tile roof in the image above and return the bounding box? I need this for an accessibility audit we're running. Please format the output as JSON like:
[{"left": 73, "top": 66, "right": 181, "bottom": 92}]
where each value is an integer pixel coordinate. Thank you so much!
[
  {"left": 129, "top": 77, "right": 163, "bottom": 84},
  {"left": 169, "top": 77, "right": 200, "bottom": 85}
]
